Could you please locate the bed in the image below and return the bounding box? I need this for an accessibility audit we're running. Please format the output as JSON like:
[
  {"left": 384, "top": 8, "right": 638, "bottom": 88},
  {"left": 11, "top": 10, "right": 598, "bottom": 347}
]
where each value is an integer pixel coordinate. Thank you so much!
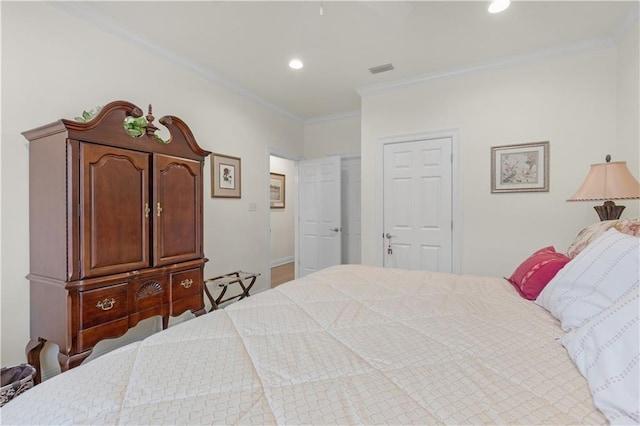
[{"left": 2, "top": 224, "right": 638, "bottom": 425}]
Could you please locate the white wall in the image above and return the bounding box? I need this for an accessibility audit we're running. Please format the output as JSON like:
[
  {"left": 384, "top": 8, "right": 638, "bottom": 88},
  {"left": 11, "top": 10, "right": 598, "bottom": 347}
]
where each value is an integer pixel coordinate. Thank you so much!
[
  {"left": 617, "top": 24, "right": 640, "bottom": 182},
  {"left": 269, "top": 156, "right": 296, "bottom": 265},
  {"left": 304, "top": 115, "right": 361, "bottom": 158},
  {"left": 361, "top": 42, "right": 639, "bottom": 278},
  {"left": 1, "top": 3, "right": 303, "bottom": 376}
]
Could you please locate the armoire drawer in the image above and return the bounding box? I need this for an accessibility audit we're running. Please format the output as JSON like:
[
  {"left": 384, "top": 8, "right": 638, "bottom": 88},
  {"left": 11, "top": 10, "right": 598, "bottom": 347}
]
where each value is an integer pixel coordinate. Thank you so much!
[
  {"left": 129, "top": 275, "right": 170, "bottom": 313},
  {"left": 171, "top": 268, "right": 202, "bottom": 300},
  {"left": 79, "top": 283, "right": 128, "bottom": 330},
  {"left": 77, "top": 318, "right": 129, "bottom": 352}
]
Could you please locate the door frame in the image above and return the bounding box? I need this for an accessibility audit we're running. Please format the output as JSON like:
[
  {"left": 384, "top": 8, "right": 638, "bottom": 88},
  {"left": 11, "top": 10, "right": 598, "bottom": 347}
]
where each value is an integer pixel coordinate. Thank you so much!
[
  {"left": 265, "top": 148, "right": 302, "bottom": 288},
  {"left": 375, "top": 129, "right": 462, "bottom": 273},
  {"left": 340, "top": 155, "right": 362, "bottom": 265}
]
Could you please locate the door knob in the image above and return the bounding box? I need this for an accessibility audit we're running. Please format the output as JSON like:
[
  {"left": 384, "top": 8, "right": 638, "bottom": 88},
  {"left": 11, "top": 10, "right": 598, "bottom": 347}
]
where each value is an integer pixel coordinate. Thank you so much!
[{"left": 385, "top": 233, "right": 396, "bottom": 239}]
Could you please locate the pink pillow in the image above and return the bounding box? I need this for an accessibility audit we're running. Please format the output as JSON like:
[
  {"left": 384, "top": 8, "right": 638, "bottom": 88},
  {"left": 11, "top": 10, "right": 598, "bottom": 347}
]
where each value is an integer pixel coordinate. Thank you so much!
[{"left": 507, "top": 247, "right": 570, "bottom": 300}]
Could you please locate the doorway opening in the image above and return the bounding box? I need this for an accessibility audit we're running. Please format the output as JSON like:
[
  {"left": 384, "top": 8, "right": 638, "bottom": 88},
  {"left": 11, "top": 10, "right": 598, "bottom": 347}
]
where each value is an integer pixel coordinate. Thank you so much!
[
  {"left": 269, "top": 155, "right": 297, "bottom": 287},
  {"left": 266, "top": 152, "right": 362, "bottom": 287}
]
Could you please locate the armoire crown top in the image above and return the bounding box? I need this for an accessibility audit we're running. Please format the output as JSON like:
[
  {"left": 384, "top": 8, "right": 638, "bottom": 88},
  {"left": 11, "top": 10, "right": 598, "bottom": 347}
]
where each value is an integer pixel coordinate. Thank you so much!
[{"left": 22, "top": 100, "right": 211, "bottom": 161}]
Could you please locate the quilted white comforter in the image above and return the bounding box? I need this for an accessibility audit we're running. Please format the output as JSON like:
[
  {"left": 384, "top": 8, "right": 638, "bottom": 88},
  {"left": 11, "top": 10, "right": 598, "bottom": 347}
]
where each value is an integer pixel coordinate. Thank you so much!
[{"left": 1, "top": 265, "right": 605, "bottom": 424}]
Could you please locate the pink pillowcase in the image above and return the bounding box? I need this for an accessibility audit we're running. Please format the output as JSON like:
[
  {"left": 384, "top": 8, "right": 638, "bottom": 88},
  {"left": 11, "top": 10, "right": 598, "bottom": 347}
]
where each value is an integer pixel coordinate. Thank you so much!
[{"left": 507, "top": 246, "right": 571, "bottom": 300}]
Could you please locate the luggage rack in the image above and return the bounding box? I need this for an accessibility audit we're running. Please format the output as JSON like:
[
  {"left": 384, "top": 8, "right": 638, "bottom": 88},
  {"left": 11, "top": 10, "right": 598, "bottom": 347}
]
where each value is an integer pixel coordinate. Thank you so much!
[{"left": 203, "top": 271, "right": 260, "bottom": 312}]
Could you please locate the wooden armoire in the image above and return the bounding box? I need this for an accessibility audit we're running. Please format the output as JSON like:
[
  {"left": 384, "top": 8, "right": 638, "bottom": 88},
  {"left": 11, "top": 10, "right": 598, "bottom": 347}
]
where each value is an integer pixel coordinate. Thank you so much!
[{"left": 23, "top": 100, "right": 210, "bottom": 382}]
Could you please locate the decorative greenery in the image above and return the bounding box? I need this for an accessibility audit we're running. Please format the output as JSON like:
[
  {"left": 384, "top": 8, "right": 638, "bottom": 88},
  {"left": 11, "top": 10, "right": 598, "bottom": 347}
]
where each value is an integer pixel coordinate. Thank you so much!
[
  {"left": 155, "top": 135, "right": 169, "bottom": 144},
  {"left": 123, "top": 116, "right": 148, "bottom": 138},
  {"left": 75, "top": 105, "right": 169, "bottom": 144},
  {"left": 124, "top": 116, "right": 169, "bottom": 144},
  {"left": 74, "top": 106, "right": 102, "bottom": 123},
  {"left": 152, "top": 130, "right": 169, "bottom": 144}
]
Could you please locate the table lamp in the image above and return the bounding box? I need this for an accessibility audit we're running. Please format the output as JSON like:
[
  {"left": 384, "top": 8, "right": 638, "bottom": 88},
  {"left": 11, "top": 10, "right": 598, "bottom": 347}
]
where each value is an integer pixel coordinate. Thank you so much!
[{"left": 568, "top": 155, "right": 640, "bottom": 221}]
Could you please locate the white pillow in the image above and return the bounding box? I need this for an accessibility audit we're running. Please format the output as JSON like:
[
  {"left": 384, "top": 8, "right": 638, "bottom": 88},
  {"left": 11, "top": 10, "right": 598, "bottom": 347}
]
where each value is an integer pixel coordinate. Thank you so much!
[
  {"left": 535, "top": 228, "right": 639, "bottom": 331},
  {"left": 561, "top": 286, "right": 640, "bottom": 424}
]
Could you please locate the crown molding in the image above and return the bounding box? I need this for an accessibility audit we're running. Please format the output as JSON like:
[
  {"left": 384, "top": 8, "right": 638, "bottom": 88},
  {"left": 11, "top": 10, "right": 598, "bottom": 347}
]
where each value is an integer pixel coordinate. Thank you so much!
[
  {"left": 52, "top": 2, "right": 304, "bottom": 124},
  {"left": 53, "top": 2, "right": 635, "bottom": 125},
  {"left": 357, "top": 37, "right": 616, "bottom": 97},
  {"left": 304, "top": 110, "right": 361, "bottom": 125}
]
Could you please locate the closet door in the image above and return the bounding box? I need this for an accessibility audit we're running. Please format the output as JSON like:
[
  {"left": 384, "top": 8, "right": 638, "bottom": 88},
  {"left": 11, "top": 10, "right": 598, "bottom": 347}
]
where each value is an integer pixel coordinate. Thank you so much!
[
  {"left": 80, "top": 143, "right": 151, "bottom": 278},
  {"left": 153, "top": 154, "right": 202, "bottom": 266}
]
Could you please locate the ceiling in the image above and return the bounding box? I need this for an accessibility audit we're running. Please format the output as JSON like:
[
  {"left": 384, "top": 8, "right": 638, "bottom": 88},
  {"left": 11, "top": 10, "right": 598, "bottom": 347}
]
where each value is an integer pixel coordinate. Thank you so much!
[{"left": 60, "top": 1, "right": 638, "bottom": 122}]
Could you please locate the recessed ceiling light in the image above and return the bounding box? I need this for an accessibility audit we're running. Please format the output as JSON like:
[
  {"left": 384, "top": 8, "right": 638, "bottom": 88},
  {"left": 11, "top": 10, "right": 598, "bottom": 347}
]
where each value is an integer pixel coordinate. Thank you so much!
[
  {"left": 488, "top": 0, "right": 510, "bottom": 14},
  {"left": 289, "top": 59, "right": 304, "bottom": 70}
]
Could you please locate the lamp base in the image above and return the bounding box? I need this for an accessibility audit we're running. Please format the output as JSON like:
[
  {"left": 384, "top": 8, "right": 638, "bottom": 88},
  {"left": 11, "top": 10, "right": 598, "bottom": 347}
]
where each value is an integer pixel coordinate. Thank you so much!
[{"left": 593, "top": 200, "right": 625, "bottom": 221}]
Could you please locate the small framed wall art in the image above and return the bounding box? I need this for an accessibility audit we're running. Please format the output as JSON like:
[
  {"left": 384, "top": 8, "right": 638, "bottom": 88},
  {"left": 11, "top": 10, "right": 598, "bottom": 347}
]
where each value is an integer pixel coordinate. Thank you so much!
[
  {"left": 212, "top": 153, "right": 241, "bottom": 198},
  {"left": 269, "top": 172, "right": 286, "bottom": 208},
  {"left": 491, "top": 141, "right": 549, "bottom": 193}
]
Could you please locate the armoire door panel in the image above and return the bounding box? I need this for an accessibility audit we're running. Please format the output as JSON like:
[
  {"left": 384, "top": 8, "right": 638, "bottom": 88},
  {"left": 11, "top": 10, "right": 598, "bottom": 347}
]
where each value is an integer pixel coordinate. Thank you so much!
[
  {"left": 81, "top": 143, "right": 151, "bottom": 278},
  {"left": 154, "top": 154, "right": 202, "bottom": 265}
]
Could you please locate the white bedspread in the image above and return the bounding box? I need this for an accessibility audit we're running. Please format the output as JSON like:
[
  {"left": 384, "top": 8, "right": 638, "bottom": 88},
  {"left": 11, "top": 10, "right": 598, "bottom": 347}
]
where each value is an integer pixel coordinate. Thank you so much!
[{"left": 1, "top": 265, "right": 605, "bottom": 424}]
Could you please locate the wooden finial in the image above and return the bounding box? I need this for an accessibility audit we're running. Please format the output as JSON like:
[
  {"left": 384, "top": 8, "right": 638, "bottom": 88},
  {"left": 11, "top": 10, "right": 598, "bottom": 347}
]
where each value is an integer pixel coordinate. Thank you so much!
[
  {"left": 146, "top": 104, "right": 154, "bottom": 124},
  {"left": 145, "top": 103, "right": 159, "bottom": 137}
]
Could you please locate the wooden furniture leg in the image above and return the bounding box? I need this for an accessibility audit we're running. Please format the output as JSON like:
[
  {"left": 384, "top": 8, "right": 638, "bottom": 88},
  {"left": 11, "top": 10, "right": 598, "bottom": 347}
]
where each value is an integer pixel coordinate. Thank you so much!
[
  {"left": 58, "top": 350, "right": 92, "bottom": 373},
  {"left": 162, "top": 315, "right": 169, "bottom": 330},
  {"left": 26, "top": 337, "right": 45, "bottom": 385}
]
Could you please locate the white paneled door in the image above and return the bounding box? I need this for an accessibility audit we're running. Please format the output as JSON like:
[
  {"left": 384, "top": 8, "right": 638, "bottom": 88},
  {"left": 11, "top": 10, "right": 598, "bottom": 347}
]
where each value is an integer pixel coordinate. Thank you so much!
[
  {"left": 298, "top": 156, "right": 342, "bottom": 277},
  {"left": 383, "top": 138, "right": 452, "bottom": 272}
]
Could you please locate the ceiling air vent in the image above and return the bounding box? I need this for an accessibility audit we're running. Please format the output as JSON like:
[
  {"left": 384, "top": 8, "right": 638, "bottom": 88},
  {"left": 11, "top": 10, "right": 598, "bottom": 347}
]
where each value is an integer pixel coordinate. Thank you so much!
[{"left": 368, "top": 63, "right": 394, "bottom": 74}]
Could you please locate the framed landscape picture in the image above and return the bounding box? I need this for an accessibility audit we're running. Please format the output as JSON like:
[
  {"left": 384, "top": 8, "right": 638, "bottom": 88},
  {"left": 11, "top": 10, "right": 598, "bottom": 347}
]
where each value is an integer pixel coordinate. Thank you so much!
[
  {"left": 491, "top": 141, "right": 549, "bottom": 193},
  {"left": 212, "top": 153, "right": 241, "bottom": 198},
  {"left": 270, "top": 172, "right": 285, "bottom": 208}
]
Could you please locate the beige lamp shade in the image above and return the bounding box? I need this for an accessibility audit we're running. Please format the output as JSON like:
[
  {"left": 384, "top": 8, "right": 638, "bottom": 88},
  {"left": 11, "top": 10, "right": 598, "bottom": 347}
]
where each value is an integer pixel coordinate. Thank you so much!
[{"left": 568, "top": 161, "right": 640, "bottom": 201}]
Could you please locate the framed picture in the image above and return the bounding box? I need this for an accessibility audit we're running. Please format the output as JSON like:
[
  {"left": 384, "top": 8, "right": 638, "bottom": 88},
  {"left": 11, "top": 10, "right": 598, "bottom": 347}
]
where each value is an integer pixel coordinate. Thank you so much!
[
  {"left": 212, "top": 153, "right": 241, "bottom": 198},
  {"left": 491, "top": 141, "right": 549, "bottom": 193},
  {"left": 269, "top": 172, "right": 285, "bottom": 208}
]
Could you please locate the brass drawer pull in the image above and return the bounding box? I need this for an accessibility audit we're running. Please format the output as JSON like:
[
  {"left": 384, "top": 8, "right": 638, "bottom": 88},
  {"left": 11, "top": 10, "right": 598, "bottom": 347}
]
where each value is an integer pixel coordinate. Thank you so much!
[
  {"left": 96, "top": 298, "right": 116, "bottom": 311},
  {"left": 144, "top": 202, "right": 150, "bottom": 218},
  {"left": 181, "top": 279, "right": 193, "bottom": 289}
]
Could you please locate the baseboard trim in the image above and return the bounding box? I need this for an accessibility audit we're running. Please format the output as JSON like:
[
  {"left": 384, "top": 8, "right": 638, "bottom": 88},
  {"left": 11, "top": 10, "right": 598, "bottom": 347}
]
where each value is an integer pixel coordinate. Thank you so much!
[{"left": 270, "top": 256, "right": 294, "bottom": 268}]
